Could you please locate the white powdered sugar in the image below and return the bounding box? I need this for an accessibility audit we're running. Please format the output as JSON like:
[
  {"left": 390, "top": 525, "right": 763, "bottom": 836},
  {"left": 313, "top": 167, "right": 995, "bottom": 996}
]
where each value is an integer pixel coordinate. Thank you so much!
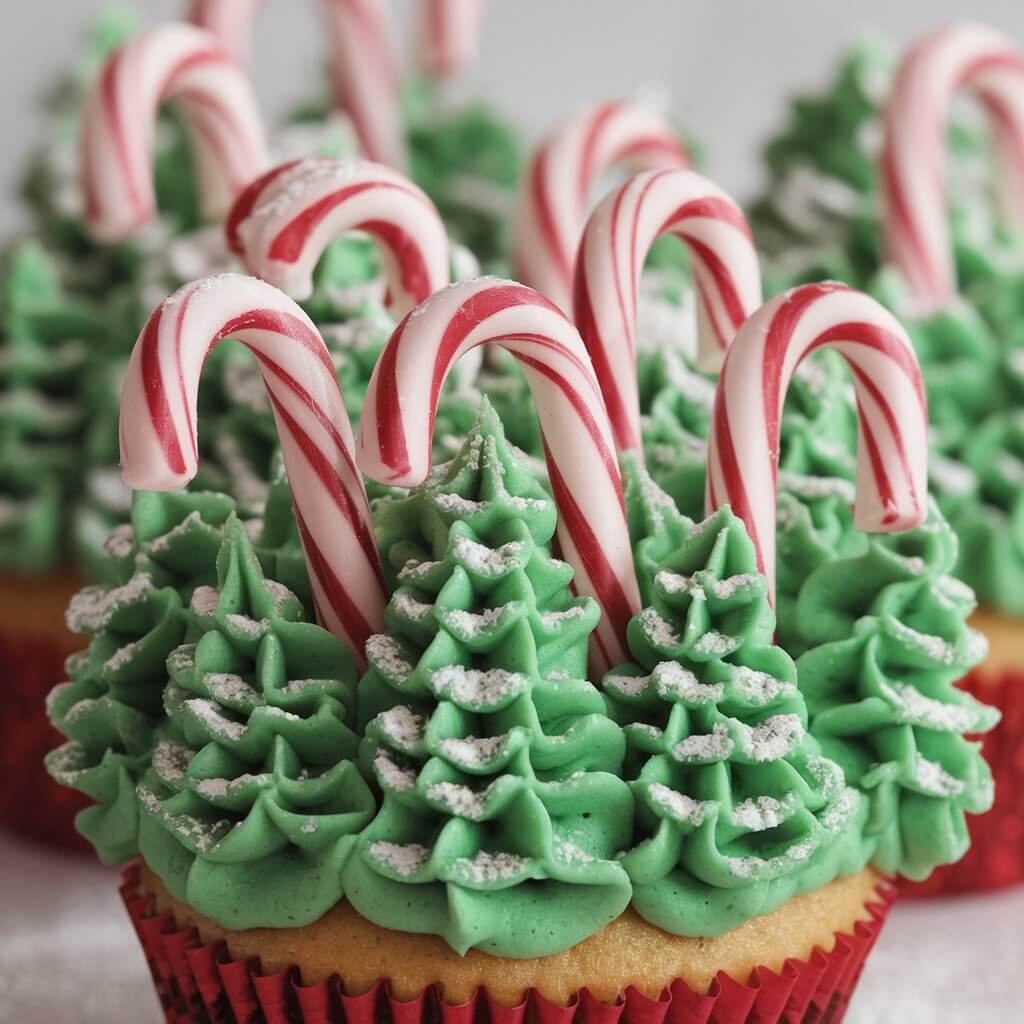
[
  {"left": 190, "top": 586, "right": 221, "bottom": 616},
  {"left": 426, "top": 780, "right": 494, "bottom": 820},
  {"left": 440, "top": 733, "right": 509, "bottom": 769},
  {"left": 66, "top": 574, "right": 153, "bottom": 634},
  {"left": 728, "top": 840, "right": 812, "bottom": 880},
  {"left": 365, "top": 634, "right": 414, "bottom": 680},
  {"left": 369, "top": 841, "right": 430, "bottom": 876},
  {"left": 103, "top": 523, "right": 135, "bottom": 559},
  {"left": 653, "top": 661, "right": 724, "bottom": 704},
  {"left": 710, "top": 574, "right": 759, "bottom": 599},
  {"left": 885, "top": 620, "right": 960, "bottom": 665},
  {"left": 102, "top": 639, "right": 143, "bottom": 674},
  {"left": 777, "top": 471, "right": 856, "bottom": 503},
  {"left": 376, "top": 705, "right": 426, "bottom": 750},
  {"left": 433, "top": 491, "right": 489, "bottom": 515},
  {"left": 282, "top": 678, "right": 333, "bottom": 694},
  {"left": 442, "top": 603, "right": 515, "bottom": 638},
  {"left": 732, "top": 666, "right": 796, "bottom": 705},
  {"left": 450, "top": 850, "right": 528, "bottom": 884},
  {"left": 300, "top": 818, "right": 319, "bottom": 834},
  {"left": 398, "top": 559, "right": 441, "bottom": 583},
  {"left": 167, "top": 644, "right": 197, "bottom": 675},
  {"left": 451, "top": 534, "right": 524, "bottom": 577},
  {"left": 731, "top": 794, "right": 794, "bottom": 832},
  {"left": 603, "top": 671, "right": 652, "bottom": 698},
  {"left": 204, "top": 672, "right": 259, "bottom": 705},
  {"left": 914, "top": 754, "right": 965, "bottom": 798},
  {"left": 391, "top": 591, "right": 433, "bottom": 622},
  {"left": 151, "top": 741, "right": 192, "bottom": 784},
  {"left": 195, "top": 773, "right": 268, "bottom": 800},
  {"left": 224, "top": 613, "right": 272, "bottom": 639},
  {"left": 673, "top": 723, "right": 734, "bottom": 763},
  {"left": 429, "top": 665, "right": 529, "bottom": 708},
  {"left": 639, "top": 607, "right": 681, "bottom": 648},
  {"left": 373, "top": 748, "right": 417, "bottom": 792},
  {"left": 552, "top": 836, "right": 594, "bottom": 864},
  {"left": 540, "top": 605, "right": 588, "bottom": 628},
  {"left": 881, "top": 681, "right": 984, "bottom": 732},
  {"left": 184, "top": 697, "right": 246, "bottom": 741},
  {"left": 655, "top": 570, "right": 705, "bottom": 598},
  {"left": 144, "top": 510, "right": 206, "bottom": 554},
  {"left": 648, "top": 783, "right": 711, "bottom": 825},
  {"left": 735, "top": 714, "right": 804, "bottom": 762},
  {"left": 693, "top": 631, "right": 740, "bottom": 657}
]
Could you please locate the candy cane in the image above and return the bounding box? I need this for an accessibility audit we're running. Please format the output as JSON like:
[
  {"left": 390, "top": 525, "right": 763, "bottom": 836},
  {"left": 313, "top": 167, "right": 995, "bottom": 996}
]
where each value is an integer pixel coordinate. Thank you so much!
[
  {"left": 323, "top": 0, "right": 407, "bottom": 171},
  {"left": 573, "top": 168, "right": 761, "bottom": 453},
  {"left": 418, "top": 0, "right": 486, "bottom": 80},
  {"left": 880, "top": 22, "right": 1024, "bottom": 312},
  {"left": 513, "top": 100, "right": 689, "bottom": 313},
  {"left": 705, "top": 282, "right": 929, "bottom": 604},
  {"left": 358, "top": 277, "right": 641, "bottom": 672},
  {"left": 119, "top": 273, "right": 386, "bottom": 667},
  {"left": 187, "top": 0, "right": 264, "bottom": 64},
  {"left": 80, "top": 23, "right": 270, "bottom": 243},
  {"left": 225, "top": 157, "right": 450, "bottom": 311}
]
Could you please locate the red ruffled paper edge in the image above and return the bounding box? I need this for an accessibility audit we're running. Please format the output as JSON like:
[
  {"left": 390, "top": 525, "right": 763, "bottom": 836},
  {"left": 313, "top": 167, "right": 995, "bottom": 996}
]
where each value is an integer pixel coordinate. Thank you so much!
[
  {"left": 0, "top": 627, "right": 89, "bottom": 851},
  {"left": 120, "top": 863, "right": 895, "bottom": 1024},
  {"left": 904, "top": 667, "right": 1024, "bottom": 898}
]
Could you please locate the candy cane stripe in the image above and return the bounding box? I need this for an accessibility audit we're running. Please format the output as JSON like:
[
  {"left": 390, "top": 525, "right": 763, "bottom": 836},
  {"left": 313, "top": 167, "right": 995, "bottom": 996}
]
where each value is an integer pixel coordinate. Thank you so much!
[
  {"left": 881, "top": 23, "right": 1024, "bottom": 311},
  {"left": 228, "top": 158, "right": 450, "bottom": 312},
  {"left": 359, "top": 277, "right": 642, "bottom": 671},
  {"left": 573, "top": 169, "right": 762, "bottom": 453},
  {"left": 81, "top": 23, "right": 269, "bottom": 242},
  {"left": 706, "top": 283, "right": 929, "bottom": 603},
  {"left": 515, "top": 101, "right": 688, "bottom": 312},
  {"left": 120, "top": 273, "right": 386, "bottom": 665}
]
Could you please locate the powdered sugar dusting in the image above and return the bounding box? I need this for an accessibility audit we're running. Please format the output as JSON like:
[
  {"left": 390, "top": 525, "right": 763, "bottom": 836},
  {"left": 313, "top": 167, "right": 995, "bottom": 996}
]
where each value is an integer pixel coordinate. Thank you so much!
[
  {"left": 369, "top": 840, "right": 430, "bottom": 876},
  {"left": 429, "top": 665, "right": 529, "bottom": 708},
  {"left": 648, "top": 782, "right": 711, "bottom": 825},
  {"left": 376, "top": 705, "right": 426, "bottom": 751},
  {"left": 440, "top": 733, "right": 509, "bottom": 769},
  {"left": 673, "top": 723, "right": 734, "bottom": 762}
]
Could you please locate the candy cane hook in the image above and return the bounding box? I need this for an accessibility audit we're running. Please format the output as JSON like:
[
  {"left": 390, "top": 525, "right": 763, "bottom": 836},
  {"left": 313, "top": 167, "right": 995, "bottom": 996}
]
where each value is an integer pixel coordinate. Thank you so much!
[
  {"left": 324, "top": 0, "right": 407, "bottom": 171},
  {"left": 119, "top": 273, "right": 386, "bottom": 667},
  {"left": 226, "top": 158, "right": 450, "bottom": 312},
  {"left": 881, "top": 22, "right": 1024, "bottom": 312},
  {"left": 573, "top": 168, "right": 761, "bottom": 453},
  {"left": 705, "top": 282, "right": 929, "bottom": 604},
  {"left": 81, "top": 23, "right": 270, "bottom": 243},
  {"left": 419, "top": 0, "right": 486, "bottom": 80},
  {"left": 513, "top": 100, "right": 688, "bottom": 313},
  {"left": 187, "top": 0, "right": 264, "bottom": 65},
  {"left": 358, "top": 277, "right": 642, "bottom": 673}
]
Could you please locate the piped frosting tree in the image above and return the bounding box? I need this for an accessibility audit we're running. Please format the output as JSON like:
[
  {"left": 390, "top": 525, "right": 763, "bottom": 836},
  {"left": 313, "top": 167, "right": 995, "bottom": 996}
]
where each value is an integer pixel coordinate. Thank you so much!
[
  {"left": 344, "top": 403, "right": 633, "bottom": 956},
  {"left": 795, "top": 508, "right": 999, "bottom": 879},
  {"left": 137, "top": 517, "right": 375, "bottom": 927},
  {"left": 604, "top": 505, "right": 866, "bottom": 936}
]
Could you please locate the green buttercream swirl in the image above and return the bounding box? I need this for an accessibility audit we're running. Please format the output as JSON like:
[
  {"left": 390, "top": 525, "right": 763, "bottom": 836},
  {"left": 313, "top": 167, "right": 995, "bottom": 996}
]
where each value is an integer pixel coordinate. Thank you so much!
[
  {"left": 796, "top": 509, "right": 999, "bottom": 880},
  {"left": 603, "top": 504, "right": 869, "bottom": 937},
  {"left": 345, "top": 403, "right": 632, "bottom": 957},
  {"left": 136, "top": 517, "right": 375, "bottom": 929}
]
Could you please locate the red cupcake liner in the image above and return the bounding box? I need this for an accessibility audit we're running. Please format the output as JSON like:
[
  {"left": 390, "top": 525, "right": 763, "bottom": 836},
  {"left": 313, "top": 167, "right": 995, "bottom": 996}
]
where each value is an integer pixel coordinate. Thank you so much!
[
  {"left": 0, "top": 627, "right": 89, "bottom": 851},
  {"left": 120, "top": 863, "right": 895, "bottom": 1024},
  {"left": 903, "top": 666, "right": 1024, "bottom": 898}
]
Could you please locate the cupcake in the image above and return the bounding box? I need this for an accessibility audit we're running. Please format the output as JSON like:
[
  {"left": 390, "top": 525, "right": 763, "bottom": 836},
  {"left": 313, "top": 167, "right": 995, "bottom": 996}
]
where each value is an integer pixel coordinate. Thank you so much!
[
  {"left": 47, "top": 268, "right": 997, "bottom": 1021},
  {"left": 752, "top": 22, "right": 1024, "bottom": 892}
]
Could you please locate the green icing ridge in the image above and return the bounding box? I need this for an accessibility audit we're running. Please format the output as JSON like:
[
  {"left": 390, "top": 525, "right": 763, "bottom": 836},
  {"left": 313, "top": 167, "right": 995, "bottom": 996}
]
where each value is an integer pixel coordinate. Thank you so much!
[
  {"left": 796, "top": 509, "right": 999, "bottom": 880},
  {"left": 137, "top": 518, "right": 374, "bottom": 929},
  {"left": 603, "top": 505, "right": 870, "bottom": 937},
  {"left": 346, "top": 403, "right": 632, "bottom": 957}
]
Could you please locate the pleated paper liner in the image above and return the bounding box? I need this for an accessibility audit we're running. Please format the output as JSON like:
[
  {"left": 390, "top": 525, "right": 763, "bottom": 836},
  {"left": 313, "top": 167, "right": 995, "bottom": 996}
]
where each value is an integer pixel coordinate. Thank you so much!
[
  {"left": 0, "top": 628, "right": 89, "bottom": 850},
  {"left": 120, "top": 863, "right": 896, "bottom": 1024},
  {"left": 904, "top": 667, "right": 1024, "bottom": 897}
]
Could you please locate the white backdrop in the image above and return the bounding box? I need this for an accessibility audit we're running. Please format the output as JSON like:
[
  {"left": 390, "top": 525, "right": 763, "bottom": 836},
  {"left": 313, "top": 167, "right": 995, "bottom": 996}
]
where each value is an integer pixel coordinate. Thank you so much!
[{"left": 2, "top": 1, "right": 1024, "bottom": 231}]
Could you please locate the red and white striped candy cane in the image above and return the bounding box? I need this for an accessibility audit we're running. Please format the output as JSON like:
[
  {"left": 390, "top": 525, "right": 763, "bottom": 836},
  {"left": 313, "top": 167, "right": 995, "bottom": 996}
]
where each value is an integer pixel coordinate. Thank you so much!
[
  {"left": 119, "top": 273, "right": 386, "bottom": 667},
  {"left": 187, "top": 0, "right": 264, "bottom": 64},
  {"left": 357, "top": 277, "right": 642, "bottom": 672},
  {"left": 324, "top": 0, "right": 407, "bottom": 171},
  {"left": 225, "top": 157, "right": 450, "bottom": 312},
  {"left": 705, "top": 282, "right": 929, "bottom": 604},
  {"left": 81, "top": 23, "right": 270, "bottom": 243},
  {"left": 573, "top": 168, "right": 762, "bottom": 453},
  {"left": 513, "top": 100, "right": 688, "bottom": 313},
  {"left": 418, "top": 0, "right": 485, "bottom": 80},
  {"left": 881, "top": 22, "right": 1024, "bottom": 312}
]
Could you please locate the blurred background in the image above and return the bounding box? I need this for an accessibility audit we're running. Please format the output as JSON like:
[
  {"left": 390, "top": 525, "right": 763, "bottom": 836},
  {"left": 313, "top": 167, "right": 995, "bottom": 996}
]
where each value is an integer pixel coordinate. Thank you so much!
[{"left": 2, "top": 0, "right": 1024, "bottom": 232}]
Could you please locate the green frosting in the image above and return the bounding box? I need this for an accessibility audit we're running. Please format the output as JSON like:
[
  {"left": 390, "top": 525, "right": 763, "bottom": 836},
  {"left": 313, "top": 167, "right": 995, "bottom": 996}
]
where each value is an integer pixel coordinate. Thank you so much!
[
  {"left": 0, "top": 241, "right": 112, "bottom": 574},
  {"left": 345, "top": 404, "right": 632, "bottom": 957},
  {"left": 603, "top": 504, "right": 869, "bottom": 937},
  {"left": 137, "top": 518, "right": 375, "bottom": 929},
  {"left": 796, "top": 509, "right": 999, "bottom": 879},
  {"left": 46, "top": 490, "right": 240, "bottom": 863}
]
